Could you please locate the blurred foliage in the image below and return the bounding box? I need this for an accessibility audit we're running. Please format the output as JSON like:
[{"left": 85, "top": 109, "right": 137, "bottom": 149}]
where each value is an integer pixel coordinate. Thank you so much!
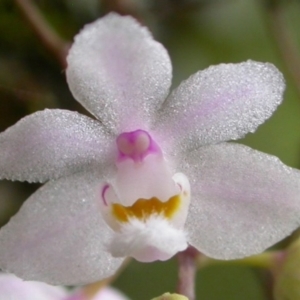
[{"left": 1, "top": 0, "right": 300, "bottom": 299}]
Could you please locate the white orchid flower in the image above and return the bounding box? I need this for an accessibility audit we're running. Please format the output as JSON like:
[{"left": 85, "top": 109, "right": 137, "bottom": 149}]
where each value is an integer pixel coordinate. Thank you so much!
[
  {"left": 0, "top": 273, "right": 67, "bottom": 300},
  {"left": 70, "top": 286, "right": 129, "bottom": 300},
  {"left": 0, "top": 273, "right": 128, "bottom": 300},
  {"left": 0, "top": 13, "right": 300, "bottom": 286}
]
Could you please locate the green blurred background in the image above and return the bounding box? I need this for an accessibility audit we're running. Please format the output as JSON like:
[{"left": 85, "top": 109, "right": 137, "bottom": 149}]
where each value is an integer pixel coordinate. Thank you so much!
[{"left": 1, "top": 0, "right": 300, "bottom": 299}]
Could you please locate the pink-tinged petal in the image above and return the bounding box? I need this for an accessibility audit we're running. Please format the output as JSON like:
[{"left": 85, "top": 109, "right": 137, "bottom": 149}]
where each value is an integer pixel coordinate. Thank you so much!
[
  {"left": 179, "top": 143, "right": 300, "bottom": 259},
  {"left": 155, "top": 61, "right": 285, "bottom": 153},
  {"left": 68, "top": 287, "right": 130, "bottom": 300},
  {"left": 66, "top": 13, "right": 172, "bottom": 133},
  {"left": 91, "top": 287, "right": 130, "bottom": 300},
  {"left": 0, "top": 169, "right": 123, "bottom": 285},
  {"left": 0, "top": 273, "right": 68, "bottom": 300},
  {"left": 0, "top": 109, "right": 113, "bottom": 183}
]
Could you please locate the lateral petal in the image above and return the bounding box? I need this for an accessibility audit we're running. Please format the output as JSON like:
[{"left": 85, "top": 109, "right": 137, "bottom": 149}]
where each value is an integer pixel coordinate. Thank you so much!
[
  {"left": 0, "top": 109, "right": 112, "bottom": 182},
  {"left": 179, "top": 143, "right": 300, "bottom": 259},
  {"left": 155, "top": 61, "right": 284, "bottom": 153},
  {"left": 0, "top": 169, "right": 123, "bottom": 285}
]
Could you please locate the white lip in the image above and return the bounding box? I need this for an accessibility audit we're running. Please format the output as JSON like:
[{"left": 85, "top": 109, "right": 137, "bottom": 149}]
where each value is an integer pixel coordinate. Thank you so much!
[{"left": 108, "top": 216, "right": 188, "bottom": 262}]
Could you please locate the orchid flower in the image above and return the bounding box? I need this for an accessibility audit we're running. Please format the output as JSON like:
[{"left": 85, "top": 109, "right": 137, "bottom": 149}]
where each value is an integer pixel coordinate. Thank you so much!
[
  {"left": 0, "top": 273, "right": 67, "bottom": 300},
  {"left": 0, "top": 273, "right": 129, "bottom": 300},
  {"left": 0, "top": 13, "right": 300, "bottom": 286},
  {"left": 70, "top": 286, "right": 130, "bottom": 300}
]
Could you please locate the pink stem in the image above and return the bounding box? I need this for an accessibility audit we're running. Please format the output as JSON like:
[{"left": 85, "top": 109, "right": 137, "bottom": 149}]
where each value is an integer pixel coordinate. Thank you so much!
[
  {"left": 14, "top": 0, "right": 70, "bottom": 68},
  {"left": 177, "top": 246, "right": 198, "bottom": 300}
]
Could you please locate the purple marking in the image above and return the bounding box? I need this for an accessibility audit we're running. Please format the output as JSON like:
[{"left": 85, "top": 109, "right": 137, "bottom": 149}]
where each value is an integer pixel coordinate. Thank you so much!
[
  {"left": 177, "top": 183, "right": 182, "bottom": 191},
  {"left": 116, "top": 129, "right": 161, "bottom": 163},
  {"left": 101, "top": 184, "right": 109, "bottom": 206}
]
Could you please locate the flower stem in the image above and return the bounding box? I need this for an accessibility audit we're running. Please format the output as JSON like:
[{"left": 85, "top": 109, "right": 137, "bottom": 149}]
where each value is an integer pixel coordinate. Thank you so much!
[
  {"left": 14, "top": 0, "right": 70, "bottom": 68},
  {"left": 177, "top": 247, "right": 198, "bottom": 300},
  {"left": 197, "top": 251, "right": 281, "bottom": 270},
  {"left": 264, "top": 0, "right": 300, "bottom": 98},
  {"left": 262, "top": 270, "right": 275, "bottom": 300},
  {"left": 101, "top": 0, "right": 144, "bottom": 23}
]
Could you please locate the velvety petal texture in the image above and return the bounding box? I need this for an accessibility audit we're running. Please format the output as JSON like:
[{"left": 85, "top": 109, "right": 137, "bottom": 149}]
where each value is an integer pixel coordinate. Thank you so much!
[
  {"left": 0, "top": 273, "right": 67, "bottom": 300},
  {"left": 0, "top": 109, "right": 112, "bottom": 183},
  {"left": 0, "top": 170, "right": 123, "bottom": 285},
  {"left": 155, "top": 61, "right": 285, "bottom": 153},
  {"left": 66, "top": 13, "right": 172, "bottom": 133},
  {"left": 180, "top": 143, "right": 300, "bottom": 259}
]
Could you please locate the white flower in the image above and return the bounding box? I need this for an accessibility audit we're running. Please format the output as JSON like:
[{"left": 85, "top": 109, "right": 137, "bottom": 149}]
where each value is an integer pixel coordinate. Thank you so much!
[
  {"left": 0, "top": 273, "right": 128, "bottom": 300},
  {"left": 71, "top": 286, "right": 130, "bottom": 300},
  {"left": 0, "top": 273, "right": 67, "bottom": 300},
  {"left": 0, "top": 13, "right": 300, "bottom": 286}
]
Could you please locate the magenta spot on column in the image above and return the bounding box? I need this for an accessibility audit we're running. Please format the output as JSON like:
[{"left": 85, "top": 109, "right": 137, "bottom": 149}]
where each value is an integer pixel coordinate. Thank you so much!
[{"left": 116, "top": 130, "right": 161, "bottom": 162}]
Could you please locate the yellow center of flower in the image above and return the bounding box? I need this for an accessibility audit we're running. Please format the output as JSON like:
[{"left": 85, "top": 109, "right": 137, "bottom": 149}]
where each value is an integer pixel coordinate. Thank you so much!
[{"left": 112, "top": 195, "right": 181, "bottom": 223}]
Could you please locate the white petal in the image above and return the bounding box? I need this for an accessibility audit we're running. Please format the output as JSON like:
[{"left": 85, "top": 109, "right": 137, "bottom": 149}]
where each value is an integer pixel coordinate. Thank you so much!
[
  {"left": 66, "top": 13, "right": 172, "bottom": 133},
  {"left": 0, "top": 170, "right": 123, "bottom": 285},
  {"left": 155, "top": 61, "right": 285, "bottom": 153},
  {"left": 0, "top": 273, "right": 67, "bottom": 300},
  {"left": 0, "top": 109, "right": 112, "bottom": 183},
  {"left": 179, "top": 143, "right": 300, "bottom": 259}
]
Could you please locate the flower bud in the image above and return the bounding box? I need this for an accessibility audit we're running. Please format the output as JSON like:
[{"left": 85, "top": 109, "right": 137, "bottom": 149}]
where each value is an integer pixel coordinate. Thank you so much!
[{"left": 151, "top": 292, "right": 188, "bottom": 300}]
